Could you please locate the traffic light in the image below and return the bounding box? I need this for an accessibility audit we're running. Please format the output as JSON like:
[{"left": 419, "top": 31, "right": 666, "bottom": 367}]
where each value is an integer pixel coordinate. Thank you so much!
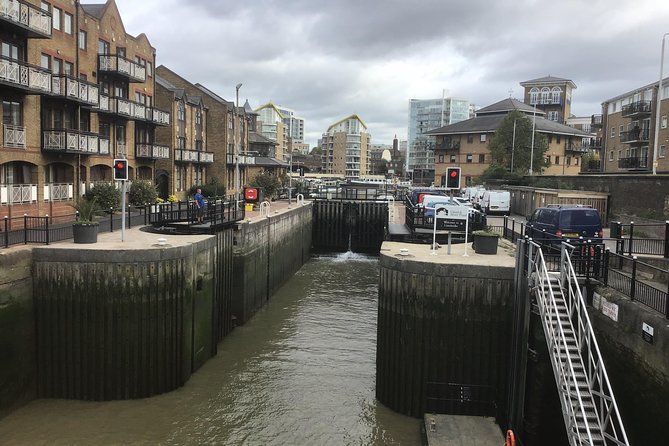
[
  {"left": 445, "top": 167, "right": 461, "bottom": 189},
  {"left": 113, "top": 159, "right": 128, "bottom": 181}
]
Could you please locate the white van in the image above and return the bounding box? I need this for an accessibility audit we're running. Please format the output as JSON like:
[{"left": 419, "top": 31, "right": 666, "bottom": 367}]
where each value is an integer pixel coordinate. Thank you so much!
[{"left": 480, "top": 190, "right": 510, "bottom": 214}]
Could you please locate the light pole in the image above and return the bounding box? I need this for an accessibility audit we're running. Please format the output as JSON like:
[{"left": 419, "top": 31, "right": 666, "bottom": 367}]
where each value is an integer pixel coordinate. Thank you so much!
[
  {"left": 529, "top": 104, "right": 536, "bottom": 175},
  {"left": 652, "top": 33, "right": 668, "bottom": 175},
  {"left": 234, "top": 83, "right": 242, "bottom": 206},
  {"left": 511, "top": 119, "right": 517, "bottom": 173}
]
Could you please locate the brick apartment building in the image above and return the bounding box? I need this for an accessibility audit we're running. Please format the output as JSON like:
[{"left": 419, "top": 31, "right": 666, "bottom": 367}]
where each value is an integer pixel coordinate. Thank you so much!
[{"left": 1, "top": 0, "right": 170, "bottom": 220}]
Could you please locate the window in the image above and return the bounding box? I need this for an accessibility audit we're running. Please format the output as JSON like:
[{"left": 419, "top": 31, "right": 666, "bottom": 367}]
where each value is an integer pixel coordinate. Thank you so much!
[
  {"left": 617, "top": 150, "right": 621, "bottom": 160},
  {"left": 117, "top": 47, "right": 126, "bottom": 58},
  {"left": 480, "top": 134, "right": 486, "bottom": 143},
  {"left": 548, "top": 111, "right": 559, "bottom": 121},
  {"left": 566, "top": 156, "right": 571, "bottom": 166},
  {"left": 555, "top": 156, "right": 560, "bottom": 165},
  {"left": 548, "top": 135, "right": 553, "bottom": 144},
  {"left": 467, "top": 134, "right": 473, "bottom": 143},
  {"left": 611, "top": 126, "right": 615, "bottom": 137},
  {"left": 98, "top": 39, "right": 109, "bottom": 55},
  {"left": 2, "top": 101, "right": 22, "bottom": 126},
  {"left": 541, "top": 87, "right": 550, "bottom": 104},
  {"left": 662, "top": 115, "right": 667, "bottom": 129},
  {"left": 147, "top": 61, "right": 153, "bottom": 77},
  {"left": 40, "top": 53, "right": 50, "bottom": 69},
  {"left": 575, "top": 157, "right": 579, "bottom": 166},
  {"left": 478, "top": 154, "right": 485, "bottom": 163},
  {"left": 529, "top": 87, "right": 539, "bottom": 104},
  {"left": 64, "top": 61, "right": 73, "bottom": 76},
  {"left": 551, "top": 87, "right": 561, "bottom": 104},
  {"left": 177, "top": 102, "right": 185, "bottom": 121},
  {"left": 660, "top": 145, "right": 666, "bottom": 159},
  {"left": 450, "top": 154, "right": 456, "bottom": 162},
  {"left": 619, "top": 125, "right": 624, "bottom": 135},
  {"left": 63, "top": 12, "right": 72, "bottom": 34},
  {"left": 52, "top": 57, "right": 61, "bottom": 74},
  {"left": 438, "top": 155, "right": 444, "bottom": 163},
  {"left": 52, "top": 6, "right": 61, "bottom": 30},
  {"left": 40, "top": 1, "right": 49, "bottom": 12},
  {"left": 609, "top": 151, "right": 613, "bottom": 161},
  {"left": 466, "top": 154, "right": 473, "bottom": 163},
  {"left": 556, "top": 135, "right": 561, "bottom": 144},
  {"left": 79, "top": 30, "right": 87, "bottom": 50}
]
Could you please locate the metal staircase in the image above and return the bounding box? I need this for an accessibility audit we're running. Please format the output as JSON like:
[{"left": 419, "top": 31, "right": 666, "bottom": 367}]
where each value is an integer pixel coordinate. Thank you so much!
[{"left": 527, "top": 241, "right": 629, "bottom": 446}]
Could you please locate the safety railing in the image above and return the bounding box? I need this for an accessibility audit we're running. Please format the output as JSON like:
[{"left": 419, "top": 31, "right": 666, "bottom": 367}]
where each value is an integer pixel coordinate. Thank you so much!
[{"left": 609, "top": 221, "right": 669, "bottom": 257}]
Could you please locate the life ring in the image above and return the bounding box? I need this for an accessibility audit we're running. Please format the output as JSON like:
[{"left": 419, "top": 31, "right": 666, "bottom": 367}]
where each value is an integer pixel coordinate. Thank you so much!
[{"left": 505, "top": 429, "right": 515, "bottom": 446}]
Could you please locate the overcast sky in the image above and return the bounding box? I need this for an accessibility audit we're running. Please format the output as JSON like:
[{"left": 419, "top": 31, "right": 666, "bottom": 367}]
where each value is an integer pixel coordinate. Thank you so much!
[{"left": 114, "top": 0, "right": 669, "bottom": 149}]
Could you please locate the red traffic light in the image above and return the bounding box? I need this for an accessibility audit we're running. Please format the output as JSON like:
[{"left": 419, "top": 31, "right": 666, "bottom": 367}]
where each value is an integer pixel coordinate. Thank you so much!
[
  {"left": 450, "top": 170, "right": 458, "bottom": 177},
  {"left": 113, "top": 159, "right": 128, "bottom": 181},
  {"left": 115, "top": 161, "right": 125, "bottom": 169}
]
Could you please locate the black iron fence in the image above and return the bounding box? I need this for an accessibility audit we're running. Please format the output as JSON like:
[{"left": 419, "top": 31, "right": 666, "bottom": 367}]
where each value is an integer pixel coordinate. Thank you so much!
[
  {"left": 1, "top": 196, "right": 243, "bottom": 248},
  {"left": 609, "top": 221, "right": 669, "bottom": 257}
]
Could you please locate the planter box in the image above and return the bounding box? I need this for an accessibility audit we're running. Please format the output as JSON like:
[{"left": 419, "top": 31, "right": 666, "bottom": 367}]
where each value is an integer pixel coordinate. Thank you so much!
[
  {"left": 73, "top": 224, "right": 99, "bottom": 244},
  {"left": 473, "top": 234, "right": 499, "bottom": 255}
]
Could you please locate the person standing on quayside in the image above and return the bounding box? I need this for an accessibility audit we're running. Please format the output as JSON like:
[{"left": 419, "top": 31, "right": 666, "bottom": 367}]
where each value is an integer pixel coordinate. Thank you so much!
[{"left": 194, "top": 188, "right": 205, "bottom": 224}]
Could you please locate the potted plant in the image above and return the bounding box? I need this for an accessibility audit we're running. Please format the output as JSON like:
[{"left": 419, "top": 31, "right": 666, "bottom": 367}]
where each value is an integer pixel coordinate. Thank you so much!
[
  {"left": 72, "top": 196, "right": 100, "bottom": 244},
  {"left": 472, "top": 228, "right": 499, "bottom": 255}
]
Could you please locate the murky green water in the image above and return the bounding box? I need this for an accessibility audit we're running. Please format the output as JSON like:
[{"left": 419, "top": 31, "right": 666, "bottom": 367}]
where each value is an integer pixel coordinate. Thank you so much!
[{"left": 0, "top": 253, "right": 420, "bottom": 445}]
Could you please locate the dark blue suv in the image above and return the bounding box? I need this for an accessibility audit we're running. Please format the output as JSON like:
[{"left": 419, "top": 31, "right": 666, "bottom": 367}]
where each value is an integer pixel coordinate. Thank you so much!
[{"left": 526, "top": 205, "right": 603, "bottom": 243}]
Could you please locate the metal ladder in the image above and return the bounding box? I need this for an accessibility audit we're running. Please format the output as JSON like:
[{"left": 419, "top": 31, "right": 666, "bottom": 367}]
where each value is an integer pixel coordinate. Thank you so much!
[{"left": 527, "top": 241, "right": 629, "bottom": 446}]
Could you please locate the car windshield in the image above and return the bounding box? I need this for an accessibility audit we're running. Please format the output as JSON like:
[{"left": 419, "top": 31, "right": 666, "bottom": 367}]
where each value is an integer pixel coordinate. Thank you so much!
[{"left": 559, "top": 210, "right": 601, "bottom": 227}]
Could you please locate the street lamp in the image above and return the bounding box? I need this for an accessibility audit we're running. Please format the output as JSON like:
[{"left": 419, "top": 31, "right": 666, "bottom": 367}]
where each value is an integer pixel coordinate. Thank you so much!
[
  {"left": 529, "top": 104, "right": 537, "bottom": 175},
  {"left": 652, "top": 33, "right": 668, "bottom": 175},
  {"left": 234, "top": 83, "right": 242, "bottom": 206}
]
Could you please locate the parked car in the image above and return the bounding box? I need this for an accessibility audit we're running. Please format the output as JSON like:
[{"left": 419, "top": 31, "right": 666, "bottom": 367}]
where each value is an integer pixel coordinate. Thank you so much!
[
  {"left": 525, "top": 205, "right": 603, "bottom": 243},
  {"left": 480, "top": 190, "right": 510, "bottom": 214}
]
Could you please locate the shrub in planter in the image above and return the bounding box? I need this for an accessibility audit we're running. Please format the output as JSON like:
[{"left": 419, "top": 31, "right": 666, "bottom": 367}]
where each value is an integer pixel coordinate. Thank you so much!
[
  {"left": 472, "top": 229, "right": 499, "bottom": 255},
  {"left": 72, "top": 197, "right": 100, "bottom": 244}
]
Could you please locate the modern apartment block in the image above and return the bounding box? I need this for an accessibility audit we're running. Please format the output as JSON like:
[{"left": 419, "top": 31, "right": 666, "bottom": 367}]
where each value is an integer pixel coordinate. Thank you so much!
[
  {"left": 407, "top": 96, "right": 474, "bottom": 186},
  {"left": 520, "top": 75, "right": 576, "bottom": 124},
  {"left": 319, "top": 114, "right": 370, "bottom": 179},
  {"left": 255, "top": 102, "right": 288, "bottom": 162},
  {"left": 596, "top": 78, "right": 669, "bottom": 174},
  {"left": 428, "top": 98, "right": 592, "bottom": 186},
  {"left": 1, "top": 0, "right": 171, "bottom": 218},
  {"left": 277, "top": 105, "right": 304, "bottom": 144}
]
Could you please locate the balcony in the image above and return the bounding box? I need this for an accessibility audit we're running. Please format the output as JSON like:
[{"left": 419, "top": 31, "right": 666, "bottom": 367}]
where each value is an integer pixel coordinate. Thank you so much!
[
  {"left": 43, "top": 183, "right": 73, "bottom": 201},
  {"left": 198, "top": 151, "right": 214, "bottom": 163},
  {"left": 226, "top": 153, "right": 256, "bottom": 165},
  {"left": 3, "top": 124, "right": 26, "bottom": 148},
  {"left": 97, "top": 54, "right": 146, "bottom": 83},
  {"left": 530, "top": 96, "right": 563, "bottom": 106},
  {"left": 149, "top": 108, "right": 170, "bottom": 126},
  {"left": 175, "top": 149, "right": 199, "bottom": 162},
  {"left": 136, "top": 143, "right": 170, "bottom": 159},
  {"left": 621, "top": 101, "right": 651, "bottom": 118},
  {"left": 564, "top": 141, "right": 588, "bottom": 153},
  {"left": 591, "top": 114, "right": 603, "bottom": 128},
  {"left": 51, "top": 75, "right": 99, "bottom": 106},
  {"left": 42, "top": 129, "right": 108, "bottom": 155},
  {"left": 585, "top": 137, "right": 603, "bottom": 149},
  {"left": 620, "top": 128, "right": 650, "bottom": 144},
  {"left": 0, "top": 0, "right": 52, "bottom": 38},
  {"left": 0, "top": 55, "right": 51, "bottom": 94},
  {"left": 0, "top": 183, "right": 37, "bottom": 204},
  {"left": 436, "top": 139, "right": 460, "bottom": 151},
  {"left": 618, "top": 156, "right": 649, "bottom": 170}
]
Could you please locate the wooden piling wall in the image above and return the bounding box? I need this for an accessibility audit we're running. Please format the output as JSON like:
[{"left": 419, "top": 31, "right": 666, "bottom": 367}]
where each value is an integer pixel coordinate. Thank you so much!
[{"left": 312, "top": 201, "right": 387, "bottom": 253}]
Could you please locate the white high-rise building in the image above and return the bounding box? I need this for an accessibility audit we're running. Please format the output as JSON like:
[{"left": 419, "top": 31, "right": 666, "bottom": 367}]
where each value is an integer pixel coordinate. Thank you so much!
[
  {"left": 277, "top": 106, "right": 305, "bottom": 144},
  {"left": 320, "top": 114, "right": 370, "bottom": 178},
  {"left": 407, "top": 95, "right": 474, "bottom": 185}
]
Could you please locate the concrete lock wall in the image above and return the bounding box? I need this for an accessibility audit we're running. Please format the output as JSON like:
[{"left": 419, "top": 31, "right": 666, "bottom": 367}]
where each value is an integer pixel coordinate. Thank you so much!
[
  {"left": 31, "top": 238, "right": 218, "bottom": 401},
  {"left": 232, "top": 204, "right": 312, "bottom": 325},
  {"left": 0, "top": 249, "right": 36, "bottom": 419},
  {"left": 376, "top": 248, "right": 515, "bottom": 418}
]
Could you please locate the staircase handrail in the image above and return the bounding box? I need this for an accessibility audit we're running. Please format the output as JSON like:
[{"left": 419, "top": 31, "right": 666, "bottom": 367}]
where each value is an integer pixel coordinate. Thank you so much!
[
  {"left": 559, "top": 242, "right": 630, "bottom": 445},
  {"left": 530, "top": 240, "right": 597, "bottom": 444}
]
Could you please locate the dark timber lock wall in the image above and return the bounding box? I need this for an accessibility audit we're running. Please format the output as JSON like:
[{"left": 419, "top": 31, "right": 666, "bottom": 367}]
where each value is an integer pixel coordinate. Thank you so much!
[
  {"left": 312, "top": 201, "right": 388, "bottom": 253},
  {"left": 32, "top": 237, "right": 221, "bottom": 401},
  {"left": 376, "top": 251, "right": 515, "bottom": 418}
]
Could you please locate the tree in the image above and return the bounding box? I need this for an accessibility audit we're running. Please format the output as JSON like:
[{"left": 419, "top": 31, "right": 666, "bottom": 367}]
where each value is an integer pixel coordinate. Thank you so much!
[
  {"left": 488, "top": 110, "right": 549, "bottom": 175},
  {"left": 128, "top": 180, "right": 158, "bottom": 206},
  {"left": 250, "top": 172, "right": 281, "bottom": 199}
]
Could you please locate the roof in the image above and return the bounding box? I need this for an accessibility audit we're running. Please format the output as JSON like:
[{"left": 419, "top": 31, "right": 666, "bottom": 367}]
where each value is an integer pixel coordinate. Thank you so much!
[
  {"left": 156, "top": 75, "right": 204, "bottom": 107},
  {"left": 601, "top": 75, "right": 669, "bottom": 104},
  {"left": 254, "top": 157, "right": 289, "bottom": 167},
  {"left": 249, "top": 132, "right": 277, "bottom": 145},
  {"left": 254, "top": 102, "right": 285, "bottom": 119},
  {"left": 475, "top": 98, "right": 543, "bottom": 116},
  {"left": 244, "top": 99, "right": 257, "bottom": 115},
  {"left": 327, "top": 113, "right": 368, "bottom": 132},
  {"left": 81, "top": 3, "right": 107, "bottom": 19},
  {"left": 520, "top": 76, "right": 577, "bottom": 89}
]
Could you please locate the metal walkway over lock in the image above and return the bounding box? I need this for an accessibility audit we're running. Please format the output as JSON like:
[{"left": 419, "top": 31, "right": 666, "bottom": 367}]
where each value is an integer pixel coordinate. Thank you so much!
[{"left": 527, "top": 240, "right": 629, "bottom": 446}]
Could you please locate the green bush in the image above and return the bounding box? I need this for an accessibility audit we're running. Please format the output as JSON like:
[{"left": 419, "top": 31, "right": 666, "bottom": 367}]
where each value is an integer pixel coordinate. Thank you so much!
[
  {"left": 188, "top": 177, "right": 226, "bottom": 198},
  {"left": 250, "top": 172, "right": 281, "bottom": 199},
  {"left": 86, "top": 183, "right": 121, "bottom": 211},
  {"left": 128, "top": 180, "right": 158, "bottom": 206}
]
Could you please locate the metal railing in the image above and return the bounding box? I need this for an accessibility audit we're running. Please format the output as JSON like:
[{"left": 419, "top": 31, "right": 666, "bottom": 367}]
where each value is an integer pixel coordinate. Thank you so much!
[
  {"left": 148, "top": 196, "right": 244, "bottom": 227},
  {"left": 97, "top": 54, "right": 146, "bottom": 82},
  {"left": 619, "top": 128, "right": 650, "bottom": 143},
  {"left": 617, "top": 155, "right": 648, "bottom": 169},
  {"left": 0, "top": 0, "right": 52, "bottom": 36},
  {"left": 609, "top": 221, "right": 669, "bottom": 257},
  {"left": 621, "top": 101, "right": 651, "bottom": 117},
  {"left": 0, "top": 54, "right": 51, "bottom": 93},
  {"left": 528, "top": 239, "right": 629, "bottom": 445},
  {"left": 3, "top": 123, "right": 26, "bottom": 148}
]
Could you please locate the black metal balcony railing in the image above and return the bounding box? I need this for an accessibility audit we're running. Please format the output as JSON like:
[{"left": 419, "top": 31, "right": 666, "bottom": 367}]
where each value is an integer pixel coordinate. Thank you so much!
[
  {"left": 42, "top": 129, "right": 107, "bottom": 155},
  {"left": 620, "top": 128, "right": 650, "bottom": 144},
  {"left": 0, "top": 0, "right": 52, "bottom": 38},
  {"left": 585, "top": 137, "right": 603, "bottom": 149},
  {"left": 97, "top": 54, "right": 146, "bottom": 83},
  {"left": 0, "top": 55, "right": 51, "bottom": 94},
  {"left": 621, "top": 101, "right": 652, "bottom": 117},
  {"left": 436, "top": 140, "right": 460, "bottom": 151},
  {"left": 591, "top": 114, "right": 603, "bottom": 127},
  {"left": 618, "top": 156, "right": 649, "bottom": 169},
  {"left": 51, "top": 75, "right": 99, "bottom": 106},
  {"left": 136, "top": 143, "right": 170, "bottom": 159}
]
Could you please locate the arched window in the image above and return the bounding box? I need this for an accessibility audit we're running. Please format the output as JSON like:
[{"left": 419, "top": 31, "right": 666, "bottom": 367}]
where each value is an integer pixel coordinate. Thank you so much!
[
  {"left": 551, "top": 87, "right": 562, "bottom": 104},
  {"left": 530, "top": 87, "right": 539, "bottom": 105},
  {"left": 541, "top": 87, "right": 550, "bottom": 104}
]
